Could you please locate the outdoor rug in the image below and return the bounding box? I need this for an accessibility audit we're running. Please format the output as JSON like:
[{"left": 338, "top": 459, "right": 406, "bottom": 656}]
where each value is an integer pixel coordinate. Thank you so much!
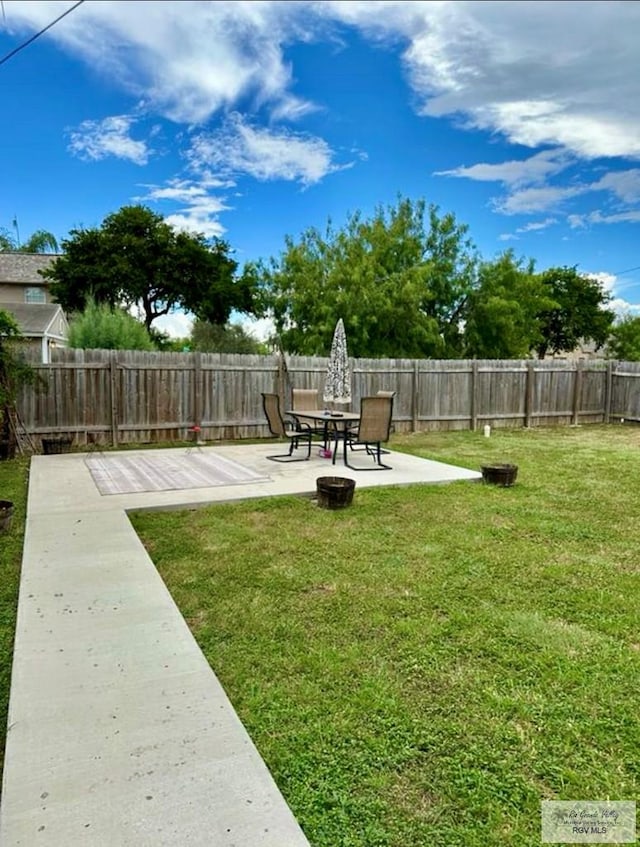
[{"left": 85, "top": 450, "right": 272, "bottom": 495}]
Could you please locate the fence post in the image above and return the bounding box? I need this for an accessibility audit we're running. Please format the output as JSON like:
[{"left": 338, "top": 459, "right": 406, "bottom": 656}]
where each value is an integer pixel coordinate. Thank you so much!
[
  {"left": 109, "top": 352, "right": 119, "bottom": 447},
  {"left": 277, "top": 351, "right": 289, "bottom": 411},
  {"left": 193, "top": 352, "right": 202, "bottom": 429},
  {"left": 412, "top": 360, "right": 419, "bottom": 432},
  {"left": 572, "top": 359, "right": 584, "bottom": 426},
  {"left": 524, "top": 360, "right": 535, "bottom": 428},
  {"left": 604, "top": 360, "right": 614, "bottom": 423},
  {"left": 470, "top": 360, "right": 478, "bottom": 431}
]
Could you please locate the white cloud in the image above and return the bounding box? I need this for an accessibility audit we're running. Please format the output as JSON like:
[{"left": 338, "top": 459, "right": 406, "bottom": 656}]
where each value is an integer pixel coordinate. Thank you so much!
[
  {"left": 68, "top": 115, "right": 150, "bottom": 164},
  {"left": 138, "top": 177, "right": 231, "bottom": 238},
  {"left": 517, "top": 218, "right": 557, "bottom": 233},
  {"left": 581, "top": 210, "right": 640, "bottom": 226},
  {"left": 163, "top": 211, "right": 226, "bottom": 240},
  {"left": 153, "top": 311, "right": 194, "bottom": 340},
  {"left": 239, "top": 316, "right": 276, "bottom": 343},
  {"left": 323, "top": 2, "right": 640, "bottom": 161},
  {"left": 583, "top": 272, "right": 640, "bottom": 316},
  {"left": 4, "top": 1, "right": 314, "bottom": 125},
  {"left": 585, "top": 270, "right": 617, "bottom": 296},
  {"left": 498, "top": 217, "right": 557, "bottom": 241},
  {"left": 436, "top": 149, "right": 574, "bottom": 187},
  {"left": 582, "top": 271, "right": 640, "bottom": 318},
  {"left": 590, "top": 170, "right": 640, "bottom": 204},
  {"left": 442, "top": 154, "right": 640, "bottom": 221},
  {"left": 142, "top": 177, "right": 232, "bottom": 204},
  {"left": 494, "top": 184, "right": 586, "bottom": 216},
  {"left": 469, "top": 101, "right": 640, "bottom": 161},
  {"left": 188, "top": 114, "right": 343, "bottom": 185},
  {"left": 9, "top": 0, "right": 640, "bottom": 240},
  {"left": 389, "top": 1, "right": 640, "bottom": 160},
  {"left": 9, "top": 1, "right": 640, "bottom": 163},
  {"left": 567, "top": 214, "right": 587, "bottom": 229}
]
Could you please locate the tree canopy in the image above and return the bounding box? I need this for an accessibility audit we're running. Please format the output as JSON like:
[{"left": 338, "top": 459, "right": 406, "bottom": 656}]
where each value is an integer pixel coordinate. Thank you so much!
[
  {"left": 0, "top": 309, "right": 41, "bottom": 445},
  {"left": 464, "top": 251, "right": 555, "bottom": 359},
  {"left": 42, "top": 205, "right": 258, "bottom": 331},
  {"left": 190, "top": 319, "right": 268, "bottom": 354},
  {"left": 255, "top": 197, "right": 478, "bottom": 358},
  {"left": 607, "top": 315, "right": 640, "bottom": 360},
  {"left": 0, "top": 227, "right": 58, "bottom": 253},
  {"left": 67, "top": 300, "right": 156, "bottom": 351},
  {"left": 253, "top": 196, "right": 615, "bottom": 360},
  {"left": 534, "top": 266, "right": 614, "bottom": 358}
]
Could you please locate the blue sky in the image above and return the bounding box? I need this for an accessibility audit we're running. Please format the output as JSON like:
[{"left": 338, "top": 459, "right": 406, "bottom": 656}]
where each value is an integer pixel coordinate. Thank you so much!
[{"left": 1, "top": 0, "right": 640, "bottom": 339}]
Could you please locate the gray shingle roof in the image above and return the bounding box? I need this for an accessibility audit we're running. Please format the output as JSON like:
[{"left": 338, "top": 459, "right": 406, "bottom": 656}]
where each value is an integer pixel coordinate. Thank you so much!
[
  {"left": 0, "top": 253, "right": 59, "bottom": 283},
  {"left": 3, "top": 303, "right": 67, "bottom": 336}
]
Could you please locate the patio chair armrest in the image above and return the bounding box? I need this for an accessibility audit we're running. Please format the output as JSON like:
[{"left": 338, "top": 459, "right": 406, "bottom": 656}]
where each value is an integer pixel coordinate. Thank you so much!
[{"left": 286, "top": 418, "right": 312, "bottom": 434}]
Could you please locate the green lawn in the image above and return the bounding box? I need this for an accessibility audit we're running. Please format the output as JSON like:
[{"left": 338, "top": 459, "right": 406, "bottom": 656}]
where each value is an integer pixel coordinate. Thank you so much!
[
  {"left": 130, "top": 425, "right": 640, "bottom": 847},
  {"left": 1, "top": 428, "right": 638, "bottom": 844},
  {"left": 0, "top": 457, "right": 30, "bottom": 785}
]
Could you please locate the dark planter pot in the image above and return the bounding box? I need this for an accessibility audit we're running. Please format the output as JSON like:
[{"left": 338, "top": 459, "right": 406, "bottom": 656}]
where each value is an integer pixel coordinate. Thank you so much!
[
  {"left": 42, "top": 436, "right": 74, "bottom": 455},
  {"left": 316, "top": 476, "right": 356, "bottom": 510},
  {"left": 0, "top": 441, "right": 16, "bottom": 461},
  {"left": 481, "top": 464, "right": 518, "bottom": 487},
  {"left": 0, "top": 500, "right": 14, "bottom": 532}
]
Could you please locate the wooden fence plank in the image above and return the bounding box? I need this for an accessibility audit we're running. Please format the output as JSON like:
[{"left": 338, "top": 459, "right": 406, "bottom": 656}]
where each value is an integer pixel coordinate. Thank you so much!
[
  {"left": 15, "top": 350, "right": 640, "bottom": 444},
  {"left": 109, "top": 354, "right": 119, "bottom": 447}
]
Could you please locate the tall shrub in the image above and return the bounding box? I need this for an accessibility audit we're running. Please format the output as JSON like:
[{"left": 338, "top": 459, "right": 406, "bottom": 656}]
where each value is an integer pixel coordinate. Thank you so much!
[
  {"left": 0, "top": 310, "right": 41, "bottom": 449},
  {"left": 68, "top": 300, "right": 156, "bottom": 350}
]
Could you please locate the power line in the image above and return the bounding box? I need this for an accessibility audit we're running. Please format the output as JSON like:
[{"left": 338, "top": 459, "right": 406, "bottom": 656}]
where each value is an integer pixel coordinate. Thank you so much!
[
  {"left": 0, "top": 0, "right": 85, "bottom": 68},
  {"left": 611, "top": 265, "right": 640, "bottom": 277}
]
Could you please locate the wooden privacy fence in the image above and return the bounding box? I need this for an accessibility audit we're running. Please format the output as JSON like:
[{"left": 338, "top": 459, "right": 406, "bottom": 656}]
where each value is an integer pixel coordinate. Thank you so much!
[{"left": 15, "top": 349, "right": 640, "bottom": 447}]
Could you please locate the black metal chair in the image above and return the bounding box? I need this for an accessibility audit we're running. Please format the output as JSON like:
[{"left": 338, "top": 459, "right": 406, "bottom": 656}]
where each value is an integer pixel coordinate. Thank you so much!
[
  {"left": 292, "top": 388, "right": 326, "bottom": 442},
  {"left": 292, "top": 388, "right": 320, "bottom": 411},
  {"left": 262, "top": 393, "right": 312, "bottom": 462},
  {"left": 376, "top": 390, "right": 396, "bottom": 452},
  {"left": 343, "top": 395, "right": 394, "bottom": 470},
  {"left": 345, "top": 390, "right": 395, "bottom": 454}
]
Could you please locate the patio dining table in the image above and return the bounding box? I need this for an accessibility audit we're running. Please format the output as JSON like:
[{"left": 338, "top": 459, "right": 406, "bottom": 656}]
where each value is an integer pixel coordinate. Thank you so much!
[{"left": 286, "top": 409, "right": 360, "bottom": 466}]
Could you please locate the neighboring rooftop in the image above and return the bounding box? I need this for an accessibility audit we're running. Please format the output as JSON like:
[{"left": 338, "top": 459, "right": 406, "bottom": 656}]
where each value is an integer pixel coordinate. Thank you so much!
[
  {"left": 5, "top": 302, "right": 66, "bottom": 336},
  {"left": 0, "top": 253, "right": 59, "bottom": 283}
]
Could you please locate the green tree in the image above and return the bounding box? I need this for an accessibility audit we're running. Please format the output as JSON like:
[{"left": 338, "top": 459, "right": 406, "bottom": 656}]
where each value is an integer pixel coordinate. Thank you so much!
[
  {"left": 463, "top": 251, "right": 555, "bottom": 358},
  {"left": 67, "top": 300, "right": 156, "bottom": 351},
  {"left": 607, "top": 315, "right": 640, "bottom": 360},
  {"left": 535, "top": 266, "right": 614, "bottom": 358},
  {"left": 0, "top": 309, "right": 42, "bottom": 449},
  {"left": 42, "top": 205, "right": 257, "bottom": 331},
  {"left": 0, "top": 227, "right": 58, "bottom": 252},
  {"left": 255, "top": 196, "right": 478, "bottom": 357},
  {"left": 190, "top": 320, "right": 268, "bottom": 354},
  {"left": 148, "top": 329, "right": 191, "bottom": 352}
]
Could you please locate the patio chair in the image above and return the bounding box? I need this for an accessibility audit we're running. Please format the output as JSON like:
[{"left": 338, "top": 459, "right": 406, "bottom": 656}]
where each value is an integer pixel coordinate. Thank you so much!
[
  {"left": 292, "top": 388, "right": 320, "bottom": 411},
  {"left": 347, "top": 390, "right": 396, "bottom": 451},
  {"left": 376, "top": 390, "right": 396, "bottom": 449},
  {"left": 292, "top": 387, "right": 326, "bottom": 441},
  {"left": 343, "top": 395, "right": 394, "bottom": 470},
  {"left": 262, "top": 393, "right": 313, "bottom": 462}
]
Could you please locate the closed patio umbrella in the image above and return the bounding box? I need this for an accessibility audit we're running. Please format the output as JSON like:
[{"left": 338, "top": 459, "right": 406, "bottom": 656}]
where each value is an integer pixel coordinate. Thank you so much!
[{"left": 323, "top": 318, "right": 351, "bottom": 406}]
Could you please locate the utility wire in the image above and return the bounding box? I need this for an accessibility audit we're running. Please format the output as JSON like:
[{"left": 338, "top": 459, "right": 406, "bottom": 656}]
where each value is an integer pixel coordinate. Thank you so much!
[
  {"left": 611, "top": 265, "right": 640, "bottom": 277},
  {"left": 0, "top": 0, "right": 85, "bottom": 68}
]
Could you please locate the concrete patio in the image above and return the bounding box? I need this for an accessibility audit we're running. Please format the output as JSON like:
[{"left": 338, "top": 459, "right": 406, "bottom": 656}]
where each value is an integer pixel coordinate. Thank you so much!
[{"left": 0, "top": 443, "right": 481, "bottom": 846}]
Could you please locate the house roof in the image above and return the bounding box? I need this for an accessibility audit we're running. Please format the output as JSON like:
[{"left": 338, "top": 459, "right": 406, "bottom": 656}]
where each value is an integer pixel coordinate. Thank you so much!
[
  {"left": 0, "top": 253, "right": 59, "bottom": 284},
  {"left": 4, "top": 303, "right": 68, "bottom": 338}
]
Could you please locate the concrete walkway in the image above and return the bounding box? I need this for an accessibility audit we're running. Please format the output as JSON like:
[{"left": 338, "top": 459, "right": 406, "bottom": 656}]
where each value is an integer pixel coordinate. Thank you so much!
[{"left": 0, "top": 444, "right": 481, "bottom": 846}]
